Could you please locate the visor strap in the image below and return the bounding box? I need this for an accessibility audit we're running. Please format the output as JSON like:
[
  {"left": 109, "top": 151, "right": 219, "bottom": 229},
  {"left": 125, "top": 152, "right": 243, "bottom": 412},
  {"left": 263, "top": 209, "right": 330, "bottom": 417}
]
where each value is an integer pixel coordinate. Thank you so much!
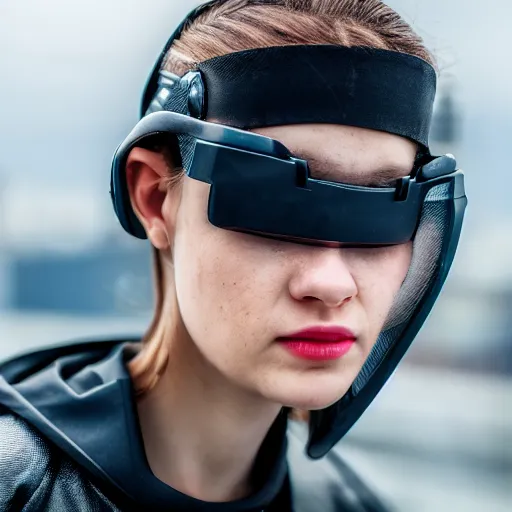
[{"left": 159, "top": 45, "right": 436, "bottom": 148}]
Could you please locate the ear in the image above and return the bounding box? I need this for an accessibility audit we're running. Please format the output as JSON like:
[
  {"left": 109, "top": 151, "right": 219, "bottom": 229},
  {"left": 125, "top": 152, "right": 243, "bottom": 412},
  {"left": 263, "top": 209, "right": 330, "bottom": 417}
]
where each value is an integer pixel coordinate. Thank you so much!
[{"left": 125, "top": 147, "right": 179, "bottom": 250}]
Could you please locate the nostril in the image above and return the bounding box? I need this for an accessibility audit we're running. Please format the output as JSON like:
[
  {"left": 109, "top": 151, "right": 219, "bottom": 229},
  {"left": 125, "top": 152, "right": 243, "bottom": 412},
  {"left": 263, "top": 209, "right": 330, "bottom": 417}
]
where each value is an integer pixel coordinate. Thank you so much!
[
  {"left": 340, "top": 296, "right": 352, "bottom": 307},
  {"left": 301, "top": 296, "right": 352, "bottom": 307}
]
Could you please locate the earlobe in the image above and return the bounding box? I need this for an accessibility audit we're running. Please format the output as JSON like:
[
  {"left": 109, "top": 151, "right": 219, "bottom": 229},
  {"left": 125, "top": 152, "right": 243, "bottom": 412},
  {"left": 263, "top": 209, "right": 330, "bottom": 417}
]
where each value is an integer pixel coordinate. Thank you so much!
[
  {"left": 147, "top": 221, "right": 171, "bottom": 250},
  {"left": 125, "top": 147, "right": 174, "bottom": 249}
]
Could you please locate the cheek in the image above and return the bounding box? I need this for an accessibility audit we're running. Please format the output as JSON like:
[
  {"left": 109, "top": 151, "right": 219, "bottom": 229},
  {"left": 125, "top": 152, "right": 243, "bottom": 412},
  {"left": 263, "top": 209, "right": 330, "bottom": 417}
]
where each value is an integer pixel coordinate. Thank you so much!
[
  {"left": 347, "top": 243, "right": 412, "bottom": 328},
  {"left": 189, "top": 241, "right": 261, "bottom": 333},
  {"left": 171, "top": 183, "right": 288, "bottom": 352}
]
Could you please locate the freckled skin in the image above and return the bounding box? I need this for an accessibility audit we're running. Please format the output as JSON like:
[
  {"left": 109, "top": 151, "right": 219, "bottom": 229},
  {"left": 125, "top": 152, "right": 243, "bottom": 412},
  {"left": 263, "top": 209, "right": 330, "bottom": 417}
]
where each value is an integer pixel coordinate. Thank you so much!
[{"left": 161, "top": 124, "right": 415, "bottom": 411}]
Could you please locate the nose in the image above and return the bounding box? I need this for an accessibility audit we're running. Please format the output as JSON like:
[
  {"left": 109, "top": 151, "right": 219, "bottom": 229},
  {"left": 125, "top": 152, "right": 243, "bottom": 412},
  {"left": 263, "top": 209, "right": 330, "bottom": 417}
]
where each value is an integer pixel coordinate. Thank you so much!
[{"left": 288, "top": 247, "right": 357, "bottom": 308}]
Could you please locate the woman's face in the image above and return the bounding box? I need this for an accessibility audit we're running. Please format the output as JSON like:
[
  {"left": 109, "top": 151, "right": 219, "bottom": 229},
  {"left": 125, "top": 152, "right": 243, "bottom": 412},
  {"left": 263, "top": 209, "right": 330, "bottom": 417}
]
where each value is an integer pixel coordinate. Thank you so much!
[{"left": 164, "top": 124, "right": 416, "bottom": 410}]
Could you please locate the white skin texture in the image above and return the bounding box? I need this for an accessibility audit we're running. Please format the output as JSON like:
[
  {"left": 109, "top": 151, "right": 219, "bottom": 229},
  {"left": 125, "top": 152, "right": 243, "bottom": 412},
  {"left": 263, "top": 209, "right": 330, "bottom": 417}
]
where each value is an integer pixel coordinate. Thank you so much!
[{"left": 126, "top": 123, "right": 416, "bottom": 502}]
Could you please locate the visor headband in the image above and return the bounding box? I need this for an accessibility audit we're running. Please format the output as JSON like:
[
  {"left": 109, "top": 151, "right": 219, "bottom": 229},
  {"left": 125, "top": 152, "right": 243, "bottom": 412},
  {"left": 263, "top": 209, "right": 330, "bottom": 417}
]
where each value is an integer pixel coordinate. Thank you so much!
[{"left": 158, "top": 44, "right": 437, "bottom": 148}]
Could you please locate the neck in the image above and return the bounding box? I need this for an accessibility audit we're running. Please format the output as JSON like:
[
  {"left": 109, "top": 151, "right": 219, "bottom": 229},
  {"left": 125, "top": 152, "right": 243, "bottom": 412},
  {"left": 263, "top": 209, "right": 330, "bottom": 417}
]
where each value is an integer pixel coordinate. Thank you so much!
[{"left": 136, "top": 324, "right": 283, "bottom": 502}]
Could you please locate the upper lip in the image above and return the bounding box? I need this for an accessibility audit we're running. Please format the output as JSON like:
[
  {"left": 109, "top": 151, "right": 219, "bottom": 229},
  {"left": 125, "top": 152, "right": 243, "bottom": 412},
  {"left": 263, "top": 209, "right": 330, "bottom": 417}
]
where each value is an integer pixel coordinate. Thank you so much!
[{"left": 277, "top": 325, "right": 356, "bottom": 342}]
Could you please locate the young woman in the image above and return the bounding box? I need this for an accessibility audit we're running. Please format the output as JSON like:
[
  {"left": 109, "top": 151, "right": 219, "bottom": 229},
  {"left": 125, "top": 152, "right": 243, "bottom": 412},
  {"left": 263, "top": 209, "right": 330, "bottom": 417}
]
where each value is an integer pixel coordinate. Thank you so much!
[{"left": 0, "top": 1, "right": 467, "bottom": 511}]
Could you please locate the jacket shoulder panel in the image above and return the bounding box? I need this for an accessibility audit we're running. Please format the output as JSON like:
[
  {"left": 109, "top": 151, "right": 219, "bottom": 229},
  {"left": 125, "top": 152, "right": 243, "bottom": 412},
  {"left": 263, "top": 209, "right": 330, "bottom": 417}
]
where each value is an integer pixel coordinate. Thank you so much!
[
  {"left": 0, "top": 409, "right": 122, "bottom": 511},
  {"left": 0, "top": 410, "right": 53, "bottom": 510}
]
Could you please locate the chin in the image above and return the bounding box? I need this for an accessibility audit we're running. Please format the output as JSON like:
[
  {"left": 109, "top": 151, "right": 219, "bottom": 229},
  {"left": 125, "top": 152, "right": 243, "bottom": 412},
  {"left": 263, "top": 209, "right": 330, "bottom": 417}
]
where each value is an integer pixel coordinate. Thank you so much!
[
  {"left": 270, "top": 371, "right": 355, "bottom": 411},
  {"left": 282, "top": 392, "right": 345, "bottom": 411}
]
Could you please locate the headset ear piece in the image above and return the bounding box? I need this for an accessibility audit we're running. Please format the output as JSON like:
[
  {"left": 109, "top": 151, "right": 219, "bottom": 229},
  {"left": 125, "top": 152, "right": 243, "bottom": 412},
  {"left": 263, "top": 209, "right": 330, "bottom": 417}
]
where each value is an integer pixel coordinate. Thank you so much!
[
  {"left": 417, "top": 154, "right": 457, "bottom": 182},
  {"left": 181, "top": 71, "right": 206, "bottom": 119},
  {"left": 140, "top": 0, "right": 218, "bottom": 117}
]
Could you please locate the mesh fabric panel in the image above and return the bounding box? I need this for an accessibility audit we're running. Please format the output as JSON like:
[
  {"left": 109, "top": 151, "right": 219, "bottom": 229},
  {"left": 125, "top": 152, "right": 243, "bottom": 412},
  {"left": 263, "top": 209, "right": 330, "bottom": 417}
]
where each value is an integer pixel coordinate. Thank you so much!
[{"left": 352, "top": 183, "right": 452, "bottom": 394}]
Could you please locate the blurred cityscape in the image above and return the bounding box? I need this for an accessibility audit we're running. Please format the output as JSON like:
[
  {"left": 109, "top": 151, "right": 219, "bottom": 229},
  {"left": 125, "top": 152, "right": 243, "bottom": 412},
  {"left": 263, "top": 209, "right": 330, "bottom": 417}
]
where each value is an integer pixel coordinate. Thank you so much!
[{"left": 0, "top": 1, "right": 511, "bottom": 511}]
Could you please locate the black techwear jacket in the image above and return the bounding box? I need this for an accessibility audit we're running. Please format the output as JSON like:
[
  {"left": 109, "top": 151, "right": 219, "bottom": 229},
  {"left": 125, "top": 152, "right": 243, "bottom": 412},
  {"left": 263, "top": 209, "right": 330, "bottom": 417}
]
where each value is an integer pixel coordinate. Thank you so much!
[{"left": 0, "top": 339, "right": 391, "bottom": 512}]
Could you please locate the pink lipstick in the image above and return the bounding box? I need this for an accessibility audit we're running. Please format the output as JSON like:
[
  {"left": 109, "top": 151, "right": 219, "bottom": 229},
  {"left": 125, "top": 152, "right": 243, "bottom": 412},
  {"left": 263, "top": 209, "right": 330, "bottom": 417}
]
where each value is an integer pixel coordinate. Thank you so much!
[{"left": 277, "top": 326, "right": 356, "bottom": 361}]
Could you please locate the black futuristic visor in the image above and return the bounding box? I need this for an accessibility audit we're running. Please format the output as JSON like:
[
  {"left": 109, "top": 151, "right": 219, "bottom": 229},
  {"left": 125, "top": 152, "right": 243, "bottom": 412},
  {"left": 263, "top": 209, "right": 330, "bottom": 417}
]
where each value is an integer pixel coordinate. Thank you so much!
[{"left": 111, "top": 111, "right": 465, "bottom": 247}]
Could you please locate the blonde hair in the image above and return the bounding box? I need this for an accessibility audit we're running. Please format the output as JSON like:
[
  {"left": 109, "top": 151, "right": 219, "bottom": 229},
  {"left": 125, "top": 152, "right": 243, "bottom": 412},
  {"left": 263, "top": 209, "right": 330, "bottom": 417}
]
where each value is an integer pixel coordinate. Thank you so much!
[{"left": 128, "top": 0, "right": 436, "bottom": 396}]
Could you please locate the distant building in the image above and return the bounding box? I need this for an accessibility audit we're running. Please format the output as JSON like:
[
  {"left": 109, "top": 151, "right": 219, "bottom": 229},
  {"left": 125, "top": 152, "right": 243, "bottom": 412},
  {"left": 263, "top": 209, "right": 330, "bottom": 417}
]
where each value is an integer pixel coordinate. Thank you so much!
[{"left": 429, "top": 78, "right": 462, "bottom": 156}]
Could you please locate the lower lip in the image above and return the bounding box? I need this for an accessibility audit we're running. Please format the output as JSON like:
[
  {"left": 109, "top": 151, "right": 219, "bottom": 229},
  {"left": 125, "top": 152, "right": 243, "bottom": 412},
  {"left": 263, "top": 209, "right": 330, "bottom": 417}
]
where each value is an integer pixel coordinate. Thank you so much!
[{"left": 279, "top": 340, "right": 355, "bottom": 361}]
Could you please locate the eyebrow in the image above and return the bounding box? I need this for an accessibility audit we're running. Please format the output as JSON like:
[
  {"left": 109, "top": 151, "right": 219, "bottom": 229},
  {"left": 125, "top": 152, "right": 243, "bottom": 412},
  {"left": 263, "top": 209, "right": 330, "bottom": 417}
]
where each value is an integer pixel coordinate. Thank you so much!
[{"left": 295, "top": 151, "right": 412, "bottom": 187}]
